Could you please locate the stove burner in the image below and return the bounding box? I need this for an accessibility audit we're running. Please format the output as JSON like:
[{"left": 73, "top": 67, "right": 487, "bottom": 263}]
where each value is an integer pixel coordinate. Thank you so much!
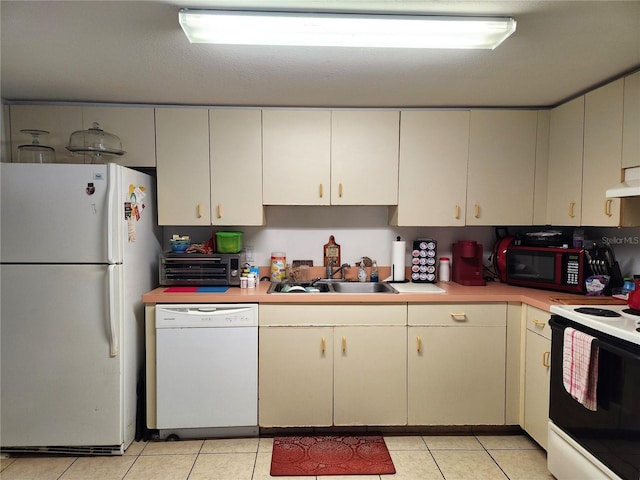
[
  {"left": 574, "top": 307, "right": 622, "bottom": 318},
  {"left": 622, "top": 308, "right": 640, "bottom": 317}
]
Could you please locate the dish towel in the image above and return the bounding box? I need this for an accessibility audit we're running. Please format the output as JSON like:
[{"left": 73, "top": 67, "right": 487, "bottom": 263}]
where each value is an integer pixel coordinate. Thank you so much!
[{"left": 562, "top": 327, "right": 599, "bottom": 411}]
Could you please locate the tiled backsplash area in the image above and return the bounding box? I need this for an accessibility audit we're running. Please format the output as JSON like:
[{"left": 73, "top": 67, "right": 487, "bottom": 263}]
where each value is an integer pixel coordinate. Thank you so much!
[{"left": 163, "top": 206, "right": 640, "bottom": 278}]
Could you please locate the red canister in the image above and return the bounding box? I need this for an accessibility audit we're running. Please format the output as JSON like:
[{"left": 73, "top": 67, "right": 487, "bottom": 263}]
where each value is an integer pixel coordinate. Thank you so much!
[{"left": 628, "top": 280, "right": 640, "bottom": 310}]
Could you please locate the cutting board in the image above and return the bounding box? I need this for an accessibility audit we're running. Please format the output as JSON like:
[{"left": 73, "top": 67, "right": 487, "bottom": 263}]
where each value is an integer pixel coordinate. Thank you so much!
[
  {"left": 550, "top": 296, "right": 627, "bottom": 305},
  {"left": 391, "top": 283, "right": 445, "bottom": 293}
]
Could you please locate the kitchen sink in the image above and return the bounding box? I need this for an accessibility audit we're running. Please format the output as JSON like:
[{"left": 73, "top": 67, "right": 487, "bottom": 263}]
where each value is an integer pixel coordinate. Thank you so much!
[
  {"left": 267, "top": 281, "right": 397, "bottom": 294},
  {"left": 267, "top": 282, "right": 331, "bottom": 294},
  {"left": 328, "top": 282, "right": 397, "bottom": 294}
]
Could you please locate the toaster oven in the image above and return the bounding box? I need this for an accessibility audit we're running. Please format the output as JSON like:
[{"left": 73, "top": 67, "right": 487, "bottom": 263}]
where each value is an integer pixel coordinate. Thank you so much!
[{"left": 159, "top": 253, "right": 244, "bottom": 286}]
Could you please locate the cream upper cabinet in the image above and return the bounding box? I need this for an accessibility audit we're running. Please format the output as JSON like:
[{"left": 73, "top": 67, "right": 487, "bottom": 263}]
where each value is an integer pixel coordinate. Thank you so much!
[
  {"left": 582, "top": 79, "right": 624, "bottom": 226},
  {"left": 533, "top": 111, "right": 550, "bottom": 225},
  {"left": 262, "top": 109, "right": 331, "bottom": 205},
  {"left": 547, "top": 96, "right": 585, "bottom": 226},
  {"left": 82, "top": 106, "right": 156, "bottom": 168},
  {"left": 155, "top": 107, "right": 211, "bottom": 225},
  {"left": 408, "top": 303, "right": 507, "bottom": 425},
  {"left": 331, "top": 110, "right": 400, "bottom": 205},
  {"left": 210, "top": 109, "right": 264, "bottom": 225},
  {"left": 392, "top": 110, "right": 469, "bottom": 226},
  {"left": 9, "top": 104, "right": 83, "bottom": 164},
  {"left": 523, "top": 306, "right": 551, "bottom": 450},
  {"left": 623, "top": 71, "right": 640, "bottom": 168},
  {"left": 466, "top": 110, "right": 538, "bottom": 225}
]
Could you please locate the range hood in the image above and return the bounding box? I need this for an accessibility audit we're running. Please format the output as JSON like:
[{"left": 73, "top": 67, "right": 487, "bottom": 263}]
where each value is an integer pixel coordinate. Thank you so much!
[{"left": 606, "top": 166, "right": 640, "bottom": 198}]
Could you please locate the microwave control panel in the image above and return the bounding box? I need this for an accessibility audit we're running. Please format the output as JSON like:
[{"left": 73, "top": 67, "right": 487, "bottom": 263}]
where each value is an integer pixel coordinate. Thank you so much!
[{"left": 563, "top": 253, "right": 581, "bottom": 286}]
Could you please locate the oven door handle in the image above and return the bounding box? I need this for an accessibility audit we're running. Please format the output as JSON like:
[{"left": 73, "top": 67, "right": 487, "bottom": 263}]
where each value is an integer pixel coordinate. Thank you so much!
[
  {"left": 551, "top": 316, "right": 640, "bottom": 361},
  {"left": 594, "top": 339, "right": 640, "bottom": 361}
]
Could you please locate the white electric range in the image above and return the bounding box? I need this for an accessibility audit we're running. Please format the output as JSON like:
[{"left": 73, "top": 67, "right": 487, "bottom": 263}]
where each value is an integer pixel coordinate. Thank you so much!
[
  {"left": 550, "top": 303, "right": 640, "bottom": 345},
  {"left": 548, "top": 302, "right": 640, "bottom": 480}
]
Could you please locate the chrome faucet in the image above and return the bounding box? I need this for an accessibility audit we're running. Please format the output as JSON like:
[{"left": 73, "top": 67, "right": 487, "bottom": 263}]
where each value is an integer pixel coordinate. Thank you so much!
[{"left": 326, "top": 260, "right": 350, "bottom": 280}]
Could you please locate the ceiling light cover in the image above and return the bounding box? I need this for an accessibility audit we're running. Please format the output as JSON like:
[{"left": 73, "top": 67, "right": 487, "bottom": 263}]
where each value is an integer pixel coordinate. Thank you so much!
[{"left": 178, "top": 9, "right": 517, "bottom": 49}]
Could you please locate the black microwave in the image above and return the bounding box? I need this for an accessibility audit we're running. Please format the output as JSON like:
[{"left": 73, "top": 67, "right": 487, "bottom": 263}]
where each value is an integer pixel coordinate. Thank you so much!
[{"left": 504, "top": 245, "right": 587, "bottom": 293}]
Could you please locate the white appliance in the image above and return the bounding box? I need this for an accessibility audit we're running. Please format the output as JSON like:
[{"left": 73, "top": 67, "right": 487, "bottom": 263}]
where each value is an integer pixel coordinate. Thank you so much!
[
  {"left": 155, "top": 304, "right": 258, "bottom": 439},
  {"left": 0, "top": 163, "right": 161, "bottom": 455},
  {"left": 547, "top": 304, "right": 640, "bottom": 480}
]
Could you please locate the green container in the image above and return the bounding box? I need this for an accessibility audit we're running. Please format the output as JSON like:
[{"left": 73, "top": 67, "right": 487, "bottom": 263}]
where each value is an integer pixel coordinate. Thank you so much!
[{"left": 216, "top": 231, "right": 243, "bottom": 253}]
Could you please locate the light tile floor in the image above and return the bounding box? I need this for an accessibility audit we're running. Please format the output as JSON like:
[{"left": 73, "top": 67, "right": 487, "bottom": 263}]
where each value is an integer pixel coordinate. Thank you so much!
[{"left": 0, "top": 434, "right": 554, "bottom": 480}]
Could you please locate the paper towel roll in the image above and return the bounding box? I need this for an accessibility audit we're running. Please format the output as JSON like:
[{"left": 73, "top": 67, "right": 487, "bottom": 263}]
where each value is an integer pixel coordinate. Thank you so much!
[{"left": 391, "top": 239, "right": 406, "bottom": 282}]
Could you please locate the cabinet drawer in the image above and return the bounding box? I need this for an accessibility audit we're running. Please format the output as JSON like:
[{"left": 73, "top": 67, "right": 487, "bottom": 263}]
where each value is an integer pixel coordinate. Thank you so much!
[
  {"left": 526, "top": 305, "right": 551, "bottom": 340},
  {"left": 259, "top": 304, "right": 406, "bottom": 326},
  {"left": 408, "top": 303, "right": 506, "bottom": 326}
]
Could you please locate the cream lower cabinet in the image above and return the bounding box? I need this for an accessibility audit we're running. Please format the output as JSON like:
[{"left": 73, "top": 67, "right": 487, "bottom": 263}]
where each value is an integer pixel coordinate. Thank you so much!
[
  {"left": 259, "top": 326, "right": 334, "bottom": 427},
  {"left": 333, "top": 325, "right": 406, "bottom": 425},
  {"left": 523, "top": 306, "right": 551, "bottom": 450},
  {"left": 408, "top": 303, "right": 507, "bottom": 425},
  {"left": 258, "top": 304, "right": 407, "bottom": 427}
]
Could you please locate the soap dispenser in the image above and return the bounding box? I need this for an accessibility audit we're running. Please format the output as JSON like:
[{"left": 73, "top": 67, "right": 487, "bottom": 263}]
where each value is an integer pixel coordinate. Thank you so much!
[{"left": 357, "top": 259, "right": 367, "bottom": 282}]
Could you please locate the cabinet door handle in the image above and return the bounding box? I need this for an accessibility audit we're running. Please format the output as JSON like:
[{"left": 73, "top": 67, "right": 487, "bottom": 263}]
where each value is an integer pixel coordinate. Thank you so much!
[
  {"left": 455, "top": 205, "right": 460, "bottom": 220},
  {"left": 197, "top": 203, "right": 203, "bottom": 219},
  {"left": 604, "top": 199, "right": 613, "bottom": 217},
  {"left": 417, "top": 335, "right": 422, "bottom": 353},
  {"left": 450, "top": 312, "right": 467, "bottom": 322},
  {"left": 474, "top": 204, "right": 480, "bottom": 218},
  {"left": 342, "top": 336, "right": 346, "bottom": 353},
  {"left": 542, "top": 351, "right": 551, "bottom": 368},
  {"left": 217, "top": 204, "right": 222, "bottom": 219},
  {"left": 339, "top": 183, "right": 343, "bottom": 198},
  {"left": 319, "top": 184, "right": 324, "bottom": 198},
  {"left": 532, "top": 318, "right": 546, "bottom": 328},
  {"left": 568, "top": 201, "right": 575, "bottom": 218},
  {"left": 321, "top": 336, "right": 326, "bottom": 353}
]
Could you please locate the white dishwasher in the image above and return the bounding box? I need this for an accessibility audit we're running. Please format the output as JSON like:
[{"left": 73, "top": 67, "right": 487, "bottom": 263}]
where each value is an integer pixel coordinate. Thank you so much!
[{"left": 155, "top": 304, "right": 258, "bottom": 439}]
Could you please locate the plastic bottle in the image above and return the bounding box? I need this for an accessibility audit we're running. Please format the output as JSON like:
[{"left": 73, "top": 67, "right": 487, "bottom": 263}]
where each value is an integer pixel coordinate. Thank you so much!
[
  {"left": 358, "top": 259, "right": 367, "bottom": 282},
  {"left": 370, "top": 260, "right": 379, "bottom": 283},
  {"left": 439, "top": 257, "right": 450, "bottom": 283}
]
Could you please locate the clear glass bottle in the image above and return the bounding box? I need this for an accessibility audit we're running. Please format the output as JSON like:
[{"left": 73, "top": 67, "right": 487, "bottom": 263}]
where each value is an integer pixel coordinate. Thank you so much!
[
  {"left": 370, "top": 260, "right": 379, "bottom": 282},
  {"left": 357, "top": 259, "right": 367, "bottom": 282}
]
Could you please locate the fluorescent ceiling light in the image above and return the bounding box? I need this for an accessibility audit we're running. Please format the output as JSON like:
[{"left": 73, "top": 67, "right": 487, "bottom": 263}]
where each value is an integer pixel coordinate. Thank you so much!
[{"left": 178, "top": 9, "right": 517, "bottom": 49}]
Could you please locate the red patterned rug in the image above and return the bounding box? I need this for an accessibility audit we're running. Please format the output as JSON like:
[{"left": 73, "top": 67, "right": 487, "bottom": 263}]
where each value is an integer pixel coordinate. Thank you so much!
[{"left": 270, "top": 435, "right": 396, "bottom": 476}]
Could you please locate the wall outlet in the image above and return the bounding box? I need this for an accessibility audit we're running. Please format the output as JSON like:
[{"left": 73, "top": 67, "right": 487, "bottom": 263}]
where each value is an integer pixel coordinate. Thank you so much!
[{"left": 245, "top": 245, "right": 254, "bottom": 262}]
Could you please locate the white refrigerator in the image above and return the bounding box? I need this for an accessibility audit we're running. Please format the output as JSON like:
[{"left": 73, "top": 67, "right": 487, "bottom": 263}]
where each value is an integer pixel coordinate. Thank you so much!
[{"left": 1, "top": 163, "right": 161, "bottom": 454}]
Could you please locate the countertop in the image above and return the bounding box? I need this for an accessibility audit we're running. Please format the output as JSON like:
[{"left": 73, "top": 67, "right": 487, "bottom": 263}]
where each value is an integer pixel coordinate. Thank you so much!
[{"left": 142, "top": 281, "right": 596, "bottom": 312}]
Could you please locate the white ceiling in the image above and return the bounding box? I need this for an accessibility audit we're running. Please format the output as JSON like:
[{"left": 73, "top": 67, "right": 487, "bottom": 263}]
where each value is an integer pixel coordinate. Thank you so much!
[{"left": 1, "top": 1, "right": 639, "bottom": 108}]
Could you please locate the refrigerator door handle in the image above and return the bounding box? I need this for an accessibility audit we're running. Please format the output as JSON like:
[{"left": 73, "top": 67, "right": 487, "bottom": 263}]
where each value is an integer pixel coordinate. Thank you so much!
[
  {"left": 107, "top": 264, "right": 119, "bottom": 357},
  {"left": 106, "top": 163, "right": 121, "bottom": 264}
]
